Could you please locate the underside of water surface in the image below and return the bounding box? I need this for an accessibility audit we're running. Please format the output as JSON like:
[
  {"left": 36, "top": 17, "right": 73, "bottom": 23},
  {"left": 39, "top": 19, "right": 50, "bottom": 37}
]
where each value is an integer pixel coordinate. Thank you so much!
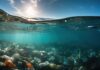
[
  {"left": 0, "top": 17, "right": 100, "bottom": 70},
  {"left": 0, "top": 18, "right": 100, "bottom": 48}
]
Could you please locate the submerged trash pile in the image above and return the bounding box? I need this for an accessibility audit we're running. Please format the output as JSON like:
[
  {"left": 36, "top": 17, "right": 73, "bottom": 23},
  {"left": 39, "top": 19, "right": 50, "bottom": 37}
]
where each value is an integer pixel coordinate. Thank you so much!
[{"left": 0, "top": 41, "right": 100, "bottom": 70}]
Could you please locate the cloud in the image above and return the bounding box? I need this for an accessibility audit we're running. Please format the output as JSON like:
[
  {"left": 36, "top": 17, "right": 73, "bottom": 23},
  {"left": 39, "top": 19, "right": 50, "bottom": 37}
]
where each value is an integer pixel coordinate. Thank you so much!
[
  {"left": 21, "top": 0, "right": 26, "bottom": 4},
  {"left": 30, "top": 0, "right": 38, "bottom": 7},
  {"left": 8, "top": 0, "right": 15, "bottom": 4},
  {"left": 8, "top": 0, "right": 41, "bottom": 18}
]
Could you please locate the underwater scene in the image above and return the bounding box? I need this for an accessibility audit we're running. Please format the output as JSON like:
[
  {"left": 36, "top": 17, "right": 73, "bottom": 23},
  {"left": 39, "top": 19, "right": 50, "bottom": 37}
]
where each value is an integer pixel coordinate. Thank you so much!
[{"left": 0, "top": 17, "right": 100, "bottom": 70}]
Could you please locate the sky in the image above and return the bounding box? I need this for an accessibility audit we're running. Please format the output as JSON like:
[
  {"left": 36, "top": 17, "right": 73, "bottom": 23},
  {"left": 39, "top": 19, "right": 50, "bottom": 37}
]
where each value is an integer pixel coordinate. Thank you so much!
[{"left": 0, "top": 0, "right": 100, "bottom": 18}]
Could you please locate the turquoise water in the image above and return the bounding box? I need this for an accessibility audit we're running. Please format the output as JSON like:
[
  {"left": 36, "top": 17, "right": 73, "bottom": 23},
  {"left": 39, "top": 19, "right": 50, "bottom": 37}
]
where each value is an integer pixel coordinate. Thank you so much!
[
  {"left": 0, "top": 19, "right": 100, "bottom": 70},
  {"left": 0, "top": 21, "right": 100, "bottom": 48}
]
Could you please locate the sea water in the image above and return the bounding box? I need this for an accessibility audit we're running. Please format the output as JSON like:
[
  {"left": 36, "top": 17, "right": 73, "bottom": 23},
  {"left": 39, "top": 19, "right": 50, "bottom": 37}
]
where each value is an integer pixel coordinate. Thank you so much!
[
  {"left": 0, "top": 20, "right": 100, "bottom": 70},
  {"left": 0, "top": 21, "right": 100, "bottom": 48}
]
